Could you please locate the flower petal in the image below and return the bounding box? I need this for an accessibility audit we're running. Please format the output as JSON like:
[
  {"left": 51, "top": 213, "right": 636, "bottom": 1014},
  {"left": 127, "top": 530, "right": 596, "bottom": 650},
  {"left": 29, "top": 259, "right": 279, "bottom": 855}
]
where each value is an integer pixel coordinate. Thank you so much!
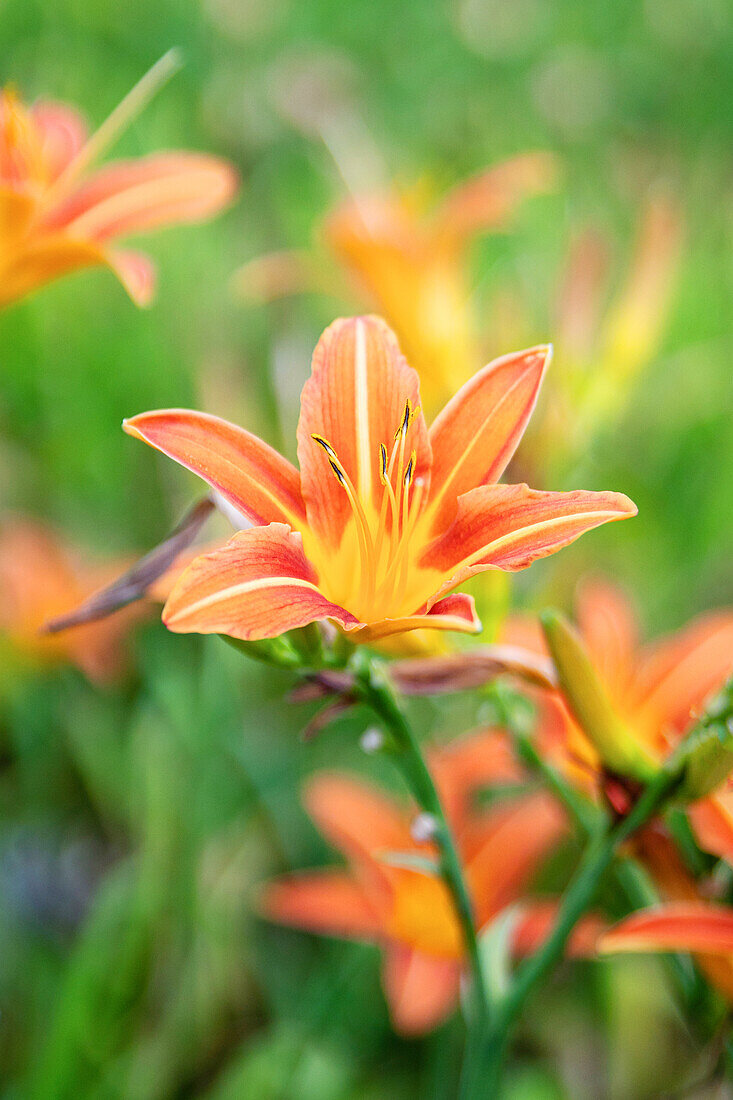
[
  {"left": 44, "top": 152, "right": 238, "bottom": 239},
  {"left": 426, "top": 346, "right": 550, "bottom": 531},
  {"left": 123, "top": 409, "right": 306, "bottom": 528},
  {"left": 304, "top": 772, "right": 414, "bottom": 865},
  {"left": 162, "top": 523, "right": 358, "bottom": 639},
  {"left": 382, "top": 946, "right": 460, "bottom": 1035},
  {"left": 633, "top": 612, "right": 733, "bottom": 739},
  {"left": 108, "top": 248, "right": 155, "bottom": 305},
  {"left": 464, "top": 792, "right": 566, "bottom": 927},
  {"left": 429, "top": 729, "right": 520, "bottom": 830},
  {"left": 350, "top": 593, "right": 481, "bottom": 643},
  {"left": 688, "top": 792, "right": 733, "bottom": 865},
  {"left": 258, "top": 871, "right": 383, "bottom": 940},
  {"left": 422, "top": 484, "right": 637, "bottom": 598},
  {"left": 431, "top": 152, "right": 559, "bottom": 244},
  {"left": 599, "top": 903, "right": 733, "bottom": 956},
  {"left": 297, "top": 315, "right": 431, "bottom": 551},
  {"left": 576, "top": 577, "right": 639, "bottom": 699},
  {"left": 0, "top": 188, "right": 36, "bottom": 252},
  {"left": 30, "top": 101, "right": 87, "bottom": 180},
  {"left": 0, "top": 232, "right": 107, "bottom": 307}
]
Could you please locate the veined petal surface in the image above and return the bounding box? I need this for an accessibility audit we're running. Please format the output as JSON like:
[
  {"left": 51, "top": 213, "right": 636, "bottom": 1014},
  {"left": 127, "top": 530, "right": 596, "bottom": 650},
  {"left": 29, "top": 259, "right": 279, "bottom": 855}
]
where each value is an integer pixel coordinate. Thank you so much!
[
  {"left": 423, "top": 483, "right": 637, "bottom": 598},
  {"left": 123, "top": 409, "right": 306, "bottom": 527},
  {"left": 162, "top": 524, "right": 357, "bottom": 639},
  {"left": 426, "top": 346, "right": 550, "bottom": 530}
]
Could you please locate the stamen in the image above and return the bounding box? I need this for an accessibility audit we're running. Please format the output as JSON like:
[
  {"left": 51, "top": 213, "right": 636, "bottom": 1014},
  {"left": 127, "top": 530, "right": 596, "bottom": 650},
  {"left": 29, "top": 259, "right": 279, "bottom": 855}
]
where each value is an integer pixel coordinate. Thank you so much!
[
  {"left": 312, "top": 433, "right": 338, "bottom": 460},
  {"left": 403, "top": 450, "right": 416, "bottom": 489},
  {"left": 312, "top": 433, "right": 376, "bottom": 604},
  {"left": 394, "top": 398, "right": 411, "bottom": 441}
]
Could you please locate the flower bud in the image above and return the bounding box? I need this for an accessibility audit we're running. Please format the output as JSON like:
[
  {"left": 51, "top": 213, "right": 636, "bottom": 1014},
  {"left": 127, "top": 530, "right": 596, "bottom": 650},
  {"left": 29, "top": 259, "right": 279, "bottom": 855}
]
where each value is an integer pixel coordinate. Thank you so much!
[{"left": 540, "top": 609, "right": 659, "bottom": 783}]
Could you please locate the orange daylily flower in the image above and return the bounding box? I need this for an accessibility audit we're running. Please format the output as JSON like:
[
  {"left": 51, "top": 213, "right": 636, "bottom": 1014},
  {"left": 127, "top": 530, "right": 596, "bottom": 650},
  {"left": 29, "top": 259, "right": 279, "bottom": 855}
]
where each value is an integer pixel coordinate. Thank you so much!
[
  {"left": 501, "top": 195, "right": 683, "bottom": 474},
  {"left": 504, "top": 580, "right": 733, "bottom": 856},
  {"left": 0, "top": 61, "right": 237, "bottom": 308},
  {"left": 123, "top": 316, "right": 635, "bottom": 645},
  {"left": 599, "top": 825, "right": 733, "bottom": 1002},
  {"left": 0, "top": 516, "right": 144, "bottom": 683},
  {"left": 235, "top": 153, "right": 557, "bottom": 411},
  {"left": 260, "top": 730, "right": 570, "bottom": 1034}
]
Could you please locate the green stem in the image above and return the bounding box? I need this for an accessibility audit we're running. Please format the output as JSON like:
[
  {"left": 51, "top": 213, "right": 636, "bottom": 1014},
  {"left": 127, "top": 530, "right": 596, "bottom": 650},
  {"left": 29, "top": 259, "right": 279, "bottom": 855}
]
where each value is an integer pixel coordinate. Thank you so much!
[
  {"left": 352, "top": 660, "right": 490, "bottom": 1092},
  {"left": 480, "top": 761, "right": 682, "bottom": 1094}
]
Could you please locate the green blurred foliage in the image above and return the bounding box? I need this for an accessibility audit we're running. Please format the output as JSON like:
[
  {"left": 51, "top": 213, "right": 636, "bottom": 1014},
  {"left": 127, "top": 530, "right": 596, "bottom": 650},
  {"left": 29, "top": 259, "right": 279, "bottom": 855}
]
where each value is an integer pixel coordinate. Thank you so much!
[{"left": 1, "top": 0, "right": 732, "bottom": 1096}]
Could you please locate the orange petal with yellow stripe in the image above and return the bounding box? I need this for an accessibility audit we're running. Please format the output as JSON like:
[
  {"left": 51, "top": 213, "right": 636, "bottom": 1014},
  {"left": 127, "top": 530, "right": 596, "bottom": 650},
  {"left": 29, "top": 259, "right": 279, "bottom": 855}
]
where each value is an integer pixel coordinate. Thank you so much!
[
  {"left": 297, "top": 315, "right": 431, "bottom": 551},
  {"left": 426, "top": 346, "right": 550, "bottom": 531},
  {"left": 423, "top": 484, "right": 637, "bottom": 598},
  {"left": 352, "top": 593, "right": 481, "bottom": 643},
  {"left": 45, "top": 152, "right": 238, "bottom": 239},
  {"left": 162, "top": 523, "right": 357, "bottom": 639},
  {"left": 123, "top": 409, "right": 306, "bottom": 528},
  {"left": 599, "top": 903, "right": 733, "bottom": 956}
]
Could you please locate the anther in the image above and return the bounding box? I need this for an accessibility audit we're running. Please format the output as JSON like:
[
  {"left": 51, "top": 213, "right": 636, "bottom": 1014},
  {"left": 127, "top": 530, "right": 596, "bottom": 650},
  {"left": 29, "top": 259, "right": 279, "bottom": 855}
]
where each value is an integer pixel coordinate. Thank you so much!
[
  {"left": 328, "top": 459, "right": 346, "bottom": 485},
  {"left": 403, "top": 450, "right": 416, "bottom": 488},
  {"left": 311, "top": 434, "right": 338, "bottom": 459},
  {"left": 394, "top": 399, "right": 411, "bottom": 441}
]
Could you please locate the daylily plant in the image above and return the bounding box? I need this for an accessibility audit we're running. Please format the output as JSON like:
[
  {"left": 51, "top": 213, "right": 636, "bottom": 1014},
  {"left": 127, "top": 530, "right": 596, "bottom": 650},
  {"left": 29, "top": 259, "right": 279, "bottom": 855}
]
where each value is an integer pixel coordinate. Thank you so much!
[
  {"left": 123, "top": 316, "right": 635, "bottom": 645},
  {"left": 260, "top": 730, "right": 580, "bottom": 1034},
  {"left": 0, "top": 58, "right": 237, "bottom": 308},
  {"left": 505, "top": 580, "right": 733, "bottom": 857},
  {"left": 235, "top": 153, "right": 557, "bottom": 411}
]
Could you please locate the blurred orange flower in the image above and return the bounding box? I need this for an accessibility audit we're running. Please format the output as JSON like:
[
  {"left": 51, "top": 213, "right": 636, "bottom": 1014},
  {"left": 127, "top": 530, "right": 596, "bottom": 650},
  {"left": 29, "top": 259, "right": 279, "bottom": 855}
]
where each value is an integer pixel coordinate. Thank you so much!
[
  {"left": 124, "top": 316, "right": 635, "bottom": 645},
  {"left": 0, "top": 57, "right": 237, "bottom": 309},
  {"left": 260, "top": 730, "right": 575, "bottom": 1034},
  {"left": 0, "top": 516, "right": 142, "bottom": 683},
  {"left": 505, "top": 580, "right": 733, "bottom": 857},
  {"left": 503, "top": 195, "right": 683, "bottom": 474},
  {"left": 599, "top": 826, "right": 733, "bottom": 1002},
  {"left": 235, "top": 153, "right": 557, "bottom": 411}
]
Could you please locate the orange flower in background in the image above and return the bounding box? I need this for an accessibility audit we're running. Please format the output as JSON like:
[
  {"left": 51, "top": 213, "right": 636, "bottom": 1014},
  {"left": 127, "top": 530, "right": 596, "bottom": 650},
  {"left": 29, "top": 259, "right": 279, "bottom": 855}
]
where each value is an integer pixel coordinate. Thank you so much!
[
  {"left": 505, "top": 580, "right": 733, "bottom": 856},
  {"left": 124, "top": 316, "right": 635, "bottom": 645},
  {"left": 235, "top": 153, "right": 557, "bottom": 411},
  {"left": 0, "top": 516, "right": 143, "bottom": 683},
  {"left": 599, "top": 826, "right": 733, "bottom": 1003},
  {"left": 501, "top": 195, "right": 683, "bottom": 473},
  {"left": 0, "top": 54, "right": 238, "bottom": 309},
  {"left": 260, "top": 730, "right": 570, "bottom": 1034}
]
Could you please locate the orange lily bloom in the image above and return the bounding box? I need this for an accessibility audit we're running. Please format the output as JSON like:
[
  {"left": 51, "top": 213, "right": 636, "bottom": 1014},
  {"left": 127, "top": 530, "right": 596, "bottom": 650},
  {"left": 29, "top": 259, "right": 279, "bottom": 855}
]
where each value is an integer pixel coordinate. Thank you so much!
[
  {"left": 0, "top": 516, "right": 144, "bottom": 683},
  {"left": 0, "top": 63, "right": 237, "bottom": 308},
  {"left": 599, "top": 826, "right": 733, "bottom": 1002},
  {"left": 503, "top": 195, "right": 682, "bottom": 475},
  {"left": 123, "top": 316, "right": 635, "bottom": 645},
  {"left": 504, "top": 580, "right": 733, "bottom": 856},
  {"left": 235, "top": 153, "right": 557, "bottom": 411},
  {"left": 260, "top": 730, "right": 569, "bottom": 1034}
]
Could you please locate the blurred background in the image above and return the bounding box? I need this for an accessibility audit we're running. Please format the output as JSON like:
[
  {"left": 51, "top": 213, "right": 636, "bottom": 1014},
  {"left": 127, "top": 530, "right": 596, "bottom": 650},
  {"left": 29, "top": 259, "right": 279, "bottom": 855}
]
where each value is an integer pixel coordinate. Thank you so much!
[{"left": 1, "top": 0, "right": 732, "bottom": 1096}]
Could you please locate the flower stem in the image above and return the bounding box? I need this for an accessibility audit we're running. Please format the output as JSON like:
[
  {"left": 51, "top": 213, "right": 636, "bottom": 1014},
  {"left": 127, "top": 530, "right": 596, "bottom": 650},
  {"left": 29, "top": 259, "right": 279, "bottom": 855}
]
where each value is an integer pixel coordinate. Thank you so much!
[
  {"left": 479, "top": 761, "right": 683, "bottom": 1093},
  {"left": 352, "top": 659, "right": 490, "bottom": 1090}
]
